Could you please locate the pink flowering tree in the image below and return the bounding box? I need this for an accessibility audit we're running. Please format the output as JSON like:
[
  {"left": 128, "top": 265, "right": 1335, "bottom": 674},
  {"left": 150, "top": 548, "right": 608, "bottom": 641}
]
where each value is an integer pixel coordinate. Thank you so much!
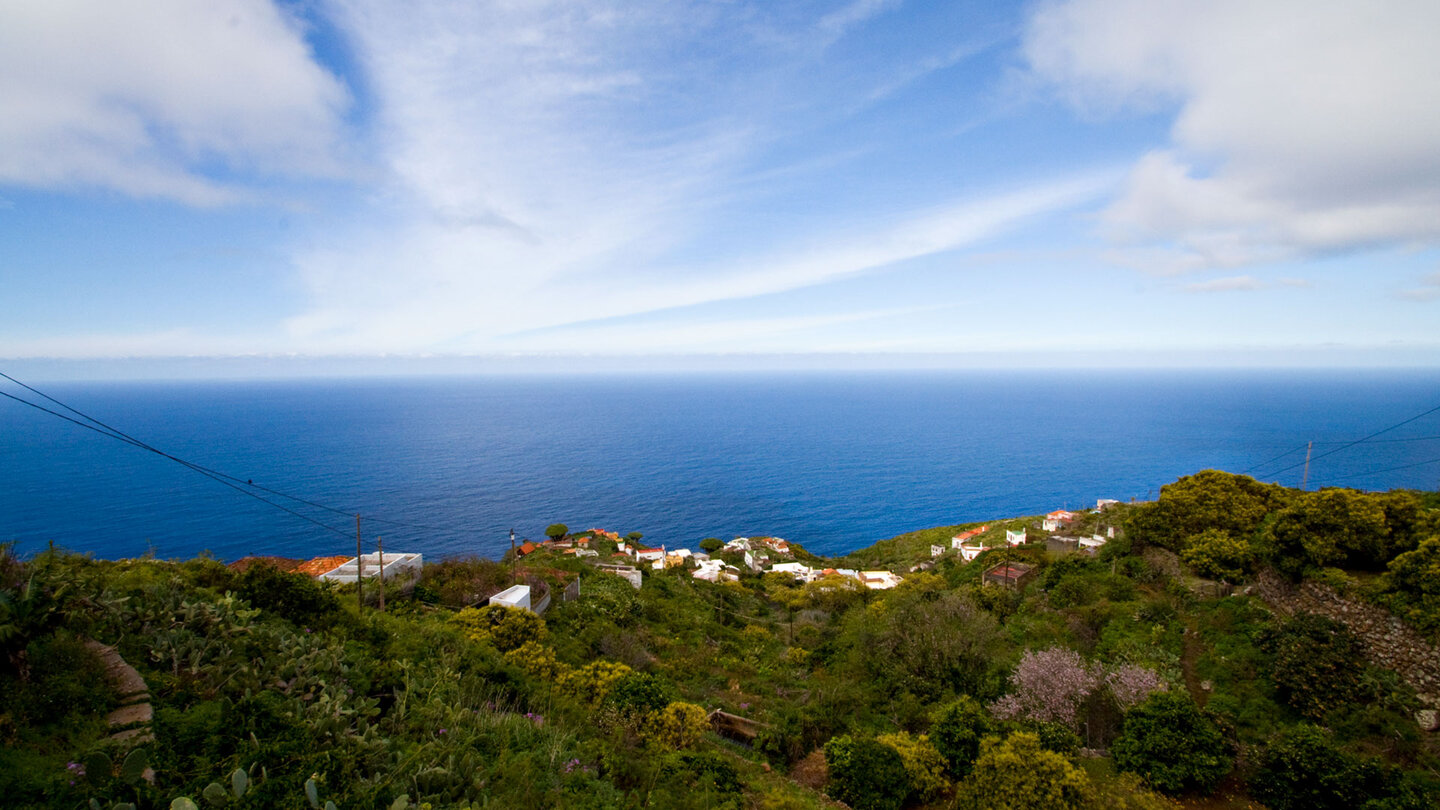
[
  {"left": 990, "top": 647, "right": 1167, "bottom": 730},
  {"left": 1106, "top": 663, "right": 1167, "bottom": 710},
  {"left": 990, "top": 647, "right": 1099, "bottom": 728}
]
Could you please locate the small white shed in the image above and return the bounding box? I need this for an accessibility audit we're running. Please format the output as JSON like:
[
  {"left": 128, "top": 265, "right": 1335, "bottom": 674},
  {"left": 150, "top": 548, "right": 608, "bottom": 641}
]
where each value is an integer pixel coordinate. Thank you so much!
[{"left": 489, "top": 584, "right": 532, "bottom": 611}]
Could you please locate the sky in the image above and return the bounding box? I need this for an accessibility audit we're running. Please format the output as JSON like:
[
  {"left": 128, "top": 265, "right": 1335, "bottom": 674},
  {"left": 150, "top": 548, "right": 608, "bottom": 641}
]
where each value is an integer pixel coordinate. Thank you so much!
[{"left": 3, "top": 0, "right": 1440, "bottom": 373}]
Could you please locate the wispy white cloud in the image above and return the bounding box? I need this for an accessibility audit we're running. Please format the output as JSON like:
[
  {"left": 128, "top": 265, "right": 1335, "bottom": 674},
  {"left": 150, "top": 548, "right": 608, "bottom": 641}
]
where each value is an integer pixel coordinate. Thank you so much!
[
  {"left": 1026, "top": 0, "right": 1440, "bottom": 272},
  {"left": 1397, "top": 271, "right": 1440, "bottom": 302},
  {"left": 277, "top": 1, "right": 1109, "bottom": 354},
  {"left": 1183, "top": 276, "right": 1262, "bottom": 294},
  {"left": 0, "top": 0, "right": 351, "bottom": 205},
  {"left": 818, "top": 0, "right": 903, "bottom": 42}
]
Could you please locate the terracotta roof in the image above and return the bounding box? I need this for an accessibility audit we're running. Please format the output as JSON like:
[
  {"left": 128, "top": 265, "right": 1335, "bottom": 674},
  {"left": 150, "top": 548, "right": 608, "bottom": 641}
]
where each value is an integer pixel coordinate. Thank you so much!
[
  {"left": 294, "top": 555, "right": 352, "bottom": 577},
  {"left": 516, "top": 542, "right": 540, "bottom": 556}
]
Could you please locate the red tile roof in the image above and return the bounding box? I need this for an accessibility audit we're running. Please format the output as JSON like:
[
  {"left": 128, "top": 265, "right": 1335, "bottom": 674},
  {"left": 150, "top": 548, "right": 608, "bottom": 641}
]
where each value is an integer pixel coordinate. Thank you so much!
[{"left": 294, "top": 555, "right": 352, "bottom": 577}]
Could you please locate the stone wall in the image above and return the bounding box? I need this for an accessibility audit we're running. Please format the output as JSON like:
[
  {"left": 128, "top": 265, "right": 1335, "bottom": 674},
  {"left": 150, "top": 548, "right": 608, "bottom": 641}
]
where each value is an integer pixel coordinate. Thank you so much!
[{"left": 1254, "top": 570, "right": 1440, "bottom": 711}]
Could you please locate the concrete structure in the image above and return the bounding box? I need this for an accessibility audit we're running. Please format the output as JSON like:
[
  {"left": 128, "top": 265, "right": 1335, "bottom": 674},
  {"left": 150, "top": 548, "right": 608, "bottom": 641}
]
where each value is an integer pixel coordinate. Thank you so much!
[
  {"left": 693, "top": 559, "right": 740, "bottom": 583},
  {"left": 958, "top": 543, "right": 985, "bottom": 562},
  {"left": 860, "top": 570, "right": 903, "bottom": 590},
  {"left": 982, "top": 561, "right": 1036, "bottom": 589},
  {"left": 489, "top": 584, "right": 532, "bottom": 611},
  {"left": 318, "top": 552, "right": 423, "bottom": 586},
  {"left": 1096, "top": 498, "right": 1119, "bottom": 511},
  {"left": 595, "top": 564, "right": 642, "bottom": 589}
]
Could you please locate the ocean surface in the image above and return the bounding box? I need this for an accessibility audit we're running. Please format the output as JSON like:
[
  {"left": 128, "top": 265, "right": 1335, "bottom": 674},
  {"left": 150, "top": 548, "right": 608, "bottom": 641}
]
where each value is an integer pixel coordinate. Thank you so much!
[{"left": 3, "top": 370, "right": 1439, "bottom": 561}]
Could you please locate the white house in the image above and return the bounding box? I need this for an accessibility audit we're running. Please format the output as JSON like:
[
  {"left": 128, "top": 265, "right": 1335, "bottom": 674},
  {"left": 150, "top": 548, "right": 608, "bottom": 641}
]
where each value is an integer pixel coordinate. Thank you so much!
[
  {"left": 634, "top": 548, "right": 665, "bottom": 564},
  {"left": 958, "top": 544, "right": 985, "bottom": 562},
  {"left": 860, "top": 571, "right": 903, "bottom": 590},
  {"left": 769, "top": 561, "right": 815, "bottom": 582},
  {"left": 930, "top": 544, "right": 946, "bottom": 557},
  {"left": 693, "top": 559, "right": 739, "bottom": 583},
  {"left": 725, "top": 537, "right": 752, "bottom": 551},
  {"left": 1006, "top": 529, "right": 1027, "bottom": 547},
  {"left": 1042, "top": 510, "right": 1075, "bottom": 532},
  {"left": 489, "top": 584, "right": 532, "bottom": 611},
  {"left": 1079, "top": 535, "right": 1107, "bottom": 552}
]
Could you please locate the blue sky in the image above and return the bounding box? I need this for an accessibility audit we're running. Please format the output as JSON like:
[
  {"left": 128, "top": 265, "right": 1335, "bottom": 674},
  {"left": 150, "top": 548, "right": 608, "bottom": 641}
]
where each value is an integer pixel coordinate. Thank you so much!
[{"left": 3, "top": 0, "right": 1439, "bottom": 371}]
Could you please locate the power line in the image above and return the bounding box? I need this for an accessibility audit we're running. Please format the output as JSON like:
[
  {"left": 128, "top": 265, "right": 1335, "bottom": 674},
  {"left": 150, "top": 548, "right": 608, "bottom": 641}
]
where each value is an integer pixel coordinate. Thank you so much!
[
  {"left": 1, "top": 372, "right": 467, "bottom": 540},
  {"left": 1309, "top": 455, "right": 1440, "bottom": 486},
  {"left": 1239, "top": 444, "right": 1310, "bottom": 475},
  {"left": 1252, "top": 402, "right": 1440, "bottom": 480},
  {"left": 0, "top": 388, "right": 352, "bottom": 539}
]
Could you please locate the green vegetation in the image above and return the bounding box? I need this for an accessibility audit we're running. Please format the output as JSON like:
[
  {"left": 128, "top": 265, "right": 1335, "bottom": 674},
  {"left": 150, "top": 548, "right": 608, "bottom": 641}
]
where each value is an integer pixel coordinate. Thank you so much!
[{"left": 2, "top": 470, "right": 1438, "bottom": 808}]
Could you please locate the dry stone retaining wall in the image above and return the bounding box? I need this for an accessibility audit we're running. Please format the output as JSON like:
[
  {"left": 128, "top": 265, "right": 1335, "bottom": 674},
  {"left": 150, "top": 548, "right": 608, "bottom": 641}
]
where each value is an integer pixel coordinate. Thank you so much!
[{"left": 1254, "top": 570, "right": 1440, "bottom": 713}]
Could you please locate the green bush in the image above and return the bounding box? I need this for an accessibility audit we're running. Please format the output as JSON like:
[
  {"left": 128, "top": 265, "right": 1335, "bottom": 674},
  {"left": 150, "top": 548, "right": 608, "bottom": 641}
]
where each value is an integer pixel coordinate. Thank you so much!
[
  {"left": 957, "top": 731, "right": 1092, "bottom": 810},
  {"left": 235, "top": 563, "right": 339, "bottom": 629},
  {"left": 824, "top": 735, "right": 910, "bottom": 810},
  {"left": 1249, "top": 725, "right": 1423, "bottom": 810},
  {"left": 930, "top": 695, "right": 991, "bottom": 778},
  {"left": 1260, "top": 612, "right": 1364, "bottom": 720},
  {"left": 1180, "top": 529, "right": 1253, "bottom": 581},
  {"left": 1110, "top": 693, "right": 1233, "bottom": 795}
]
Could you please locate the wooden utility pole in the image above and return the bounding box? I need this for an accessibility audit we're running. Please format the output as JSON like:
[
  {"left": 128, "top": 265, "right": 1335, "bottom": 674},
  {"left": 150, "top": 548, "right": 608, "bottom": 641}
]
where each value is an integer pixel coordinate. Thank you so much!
[
  {"left": 1301, "top": 440, "right": 1314, "bottom": 491},
  {"left": 510, "top": 528, "right": 517, "bottom": 585},
  {"left": 377, "top": 535, "right": 386, "bottom": 613},
  {"left": 355, "top": 514, "right": 364, "bottom": 610}
]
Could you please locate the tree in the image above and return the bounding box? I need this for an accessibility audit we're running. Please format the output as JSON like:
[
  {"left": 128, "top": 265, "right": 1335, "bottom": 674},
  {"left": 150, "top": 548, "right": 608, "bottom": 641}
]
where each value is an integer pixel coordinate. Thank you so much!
[
  {"left": 1179, "top": 529, "right": 1253, "bottom": 581},
  {"left": 876, "top": 731, "right": 949, "bottom": 803},
  {"left": 1126, "top": 470, "right": 1289, "bottom": 551},
  {"left": 958, "top": 732, "right": 1092, "bottom": 810},
  {"left": 823, "top": 735, "right": 910, "bottom": 810},
  {"left": 1269, "top": 489, "right": 1388, "bottom": 575},
  {"left": 931, "top": 695, "right": 992, "bottom": 778},
  {"left": 625, "top": 532, "right": 644, "bottom": 542},
  {"left": 1250, "top": 725, "right": 1397, "bottom": 810},
  {"left": 989, "top": 647, "right": 1098, "bottom": 729},
  {"left": 699, "top": 538, "right": 724, "bottom": 554},
  {"left": 1111, "top": 693, "right": 1233, "bottom": 795},
  {"left": 1380, "top": 535, "right": 1440, "bottom": 634},
  {"left": 546, "top": 523, "right": 569, "bottom": 542},
  {"left": 1260, "top": 613, "right": 1364, "bottom": 720}
]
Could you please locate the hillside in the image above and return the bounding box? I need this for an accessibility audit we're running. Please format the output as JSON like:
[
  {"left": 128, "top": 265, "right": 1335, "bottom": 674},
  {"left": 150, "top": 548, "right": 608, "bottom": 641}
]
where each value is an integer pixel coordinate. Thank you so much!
[{"left": 2, "top": 471, "right": 1438, "bottom": 809}]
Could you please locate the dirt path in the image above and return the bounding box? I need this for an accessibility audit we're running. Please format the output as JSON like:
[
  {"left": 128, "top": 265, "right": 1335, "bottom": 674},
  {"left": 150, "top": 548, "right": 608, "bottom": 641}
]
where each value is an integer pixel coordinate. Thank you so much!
[{"left": 1180, "top": 624, "right": 1208, "bottom": 708}]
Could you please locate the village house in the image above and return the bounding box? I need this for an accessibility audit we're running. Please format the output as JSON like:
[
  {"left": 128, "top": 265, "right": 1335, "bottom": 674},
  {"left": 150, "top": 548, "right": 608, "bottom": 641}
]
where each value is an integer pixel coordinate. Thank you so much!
[
  {"left": 1006, "top": 528, "right": 1027, "bottom": 547},
  {"left": 768, "top": 561, "right": 816, "bottom": 582},
  {"left": 930, "top": 544, "right": 946, "bottom": 557},
  {"left": 693, "top": 559, "right": 740, "bottom": 583},
  {"left": 958, "top": 543, "right": 986, "bottom": 562},
  {"left": 982, "top": 561, "right": 1036, "bottom": 589},
  {"left": 317, "top": 552, "right": 424, "bottom": 588},
  {"left": 860, "top": 570, "right": 903, "bottom": 590},
  {"left": 1096, "top": 499, "right": 1119, "bottom": 511},
  {"left": 489, "top": 583, "right": 532, "bottom": 611},
  {"left": 951, "top": 525, "right": 988, "bottom": 549},
  {"left": 1042, "top": 510, "right": 1075, "bottom": 532},
  {"left": 1079, "top": 534, "right": 1108, "bottom": 553}
]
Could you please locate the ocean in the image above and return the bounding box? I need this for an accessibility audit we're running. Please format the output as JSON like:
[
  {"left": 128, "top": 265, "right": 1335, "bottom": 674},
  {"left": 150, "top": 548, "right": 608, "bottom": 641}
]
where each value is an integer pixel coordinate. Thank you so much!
[{"left": 3, "top": 370, "right": 1439, "bottom": 561}]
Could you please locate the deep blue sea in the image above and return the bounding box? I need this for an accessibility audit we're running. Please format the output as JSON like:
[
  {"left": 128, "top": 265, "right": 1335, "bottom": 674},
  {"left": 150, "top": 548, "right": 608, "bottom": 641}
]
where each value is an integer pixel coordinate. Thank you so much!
[{"left": 3, "top": 370, "right": 1439, "bottom": 561}]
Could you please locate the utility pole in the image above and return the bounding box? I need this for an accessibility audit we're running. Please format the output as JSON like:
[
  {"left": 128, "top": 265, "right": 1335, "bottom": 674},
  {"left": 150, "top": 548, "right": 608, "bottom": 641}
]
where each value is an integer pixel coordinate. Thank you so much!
[
  {"left": 1301, "top": 440, "right": 1313, "bottom": 491},
  {"left": 355, "top": 514, "right": 364, "bottom": 611},
  {"left": 377, "top": 535, "right": 386, "bottom": 613},
  {"left": 510, "top": 529, "right": 517, "bottom": 585}
]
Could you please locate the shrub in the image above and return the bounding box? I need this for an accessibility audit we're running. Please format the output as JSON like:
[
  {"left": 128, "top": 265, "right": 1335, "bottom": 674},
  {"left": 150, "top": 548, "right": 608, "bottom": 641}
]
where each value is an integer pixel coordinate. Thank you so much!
[
  {"left": 451, "top": 605, "right": 547, "bottom": 652},
  {"left": 1260, "top": 612, "right": 1364, "bottom": 720},
  {"left": 235, "top": 563, "right": 339, "bottom": 628},
  {"left": 546, "top": 524, "right": 569, "bottom": 541},
  {"left": 1110, "top": 693, "right": 1233, "bottom": 795},
  {"left": 504, "top": 641, "right": 569, "bottom": 680},
  {"left": 604, "top": 672, "right": 672, "bottom": 725},
  {"left": 823, "top": 735, "right": 910, "bottom": 810},
  {"left": 645, "top": 702, "right": 709, "bottom": 750},
  {"left": 559, "top": 660, "right": 633, "bottom": 705},
  {"left": 1379, "top": 535, "right": 1440, "bottom": 635},
  {"left": 930, "top": 695, "right": 991, "bottom": 778},
  {"left": 957, "top": 731, "right": 1092, "bottom": 810},
  {"left": 655, "top": 751, "right": 742, "bottom": 803},
  {"left": 876, "top": 731, "right": 949, "bottom": 803},
  {"left": 1180, "top": 529, "right": 1252, "bottom": 581},
  {"left": 1250, "top": 725, "right": 1408, "bottom": 810}
]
